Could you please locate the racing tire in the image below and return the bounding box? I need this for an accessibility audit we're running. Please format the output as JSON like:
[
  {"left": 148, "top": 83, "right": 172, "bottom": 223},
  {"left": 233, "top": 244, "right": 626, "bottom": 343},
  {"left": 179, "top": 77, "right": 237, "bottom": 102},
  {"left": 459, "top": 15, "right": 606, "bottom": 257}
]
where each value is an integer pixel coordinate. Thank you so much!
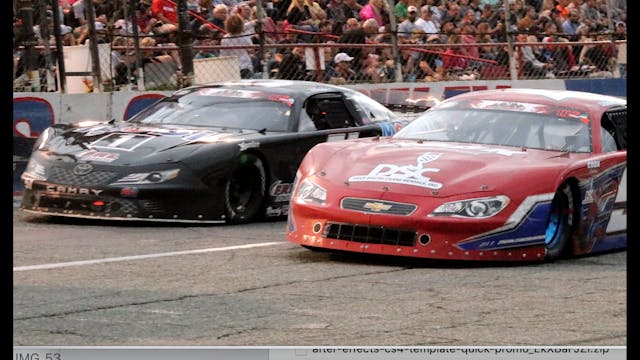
[
  {"left": 224, "top": 153, "right": 266, "bottom": 224},
  {"left": 544, "top": 183, "right": 575, "bottom": 261}
]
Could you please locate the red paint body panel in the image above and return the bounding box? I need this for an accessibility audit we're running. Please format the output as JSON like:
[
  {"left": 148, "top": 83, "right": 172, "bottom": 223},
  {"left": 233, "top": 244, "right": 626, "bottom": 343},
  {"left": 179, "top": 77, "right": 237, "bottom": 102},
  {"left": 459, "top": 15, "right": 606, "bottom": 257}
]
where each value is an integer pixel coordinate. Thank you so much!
[{"left": 287, "top": 89, "right": 627, "bottom": 262}]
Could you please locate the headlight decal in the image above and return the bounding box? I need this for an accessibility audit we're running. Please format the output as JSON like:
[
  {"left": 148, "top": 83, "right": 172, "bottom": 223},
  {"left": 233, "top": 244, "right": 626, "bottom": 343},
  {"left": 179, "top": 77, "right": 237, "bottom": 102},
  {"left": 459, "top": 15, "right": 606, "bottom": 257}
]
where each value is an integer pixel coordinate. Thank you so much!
[
  {"left": 295, "top": 178, "right": 327, "bottom": 205},
  {"left": 111, "top": 169, "right": 180, "bottom": 185},
  {"left": 430, "top": 195, "right": 510, "bottom": 218}
]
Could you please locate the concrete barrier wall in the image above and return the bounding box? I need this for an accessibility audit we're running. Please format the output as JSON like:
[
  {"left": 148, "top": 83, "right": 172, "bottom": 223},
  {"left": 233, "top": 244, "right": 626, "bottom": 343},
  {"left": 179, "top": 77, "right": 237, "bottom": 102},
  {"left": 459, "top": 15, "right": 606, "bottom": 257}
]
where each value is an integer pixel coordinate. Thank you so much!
[{"left": 13, "top": 78, "right": 625, "bottom": 195}]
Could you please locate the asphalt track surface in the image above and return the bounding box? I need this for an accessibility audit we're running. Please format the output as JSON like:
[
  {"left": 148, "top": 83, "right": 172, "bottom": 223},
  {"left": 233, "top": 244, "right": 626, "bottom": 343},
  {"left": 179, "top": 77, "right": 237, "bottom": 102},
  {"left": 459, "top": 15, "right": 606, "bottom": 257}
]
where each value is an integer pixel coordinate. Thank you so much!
[{"left": 13, "top": 208, "right": 626, "bottom": 347}]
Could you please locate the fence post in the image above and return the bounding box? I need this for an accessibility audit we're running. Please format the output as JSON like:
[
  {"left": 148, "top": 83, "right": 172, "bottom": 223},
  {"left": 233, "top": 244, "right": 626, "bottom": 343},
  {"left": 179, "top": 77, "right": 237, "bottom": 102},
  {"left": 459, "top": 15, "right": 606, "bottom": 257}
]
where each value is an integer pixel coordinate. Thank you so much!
[
  {"left": 50, "top": 0, "right": 67, "bottom": 93},
  {"left": 83, "top": 0, "right": 103, "bottom": 92},
  {"left": 177, "top": 0, "right": 194, "bottom": 87},
  {"left": 503, "top": 0, "right": 518, "bottom": 81},
  {"left": 256, "top": 0, "right": 268, "bottom": 79},
  {"left": 16, "top": 0, "right": 40, "bottom": 91},
  {"left": 386, "top": 0, "right": 402, "bottom": 82}
]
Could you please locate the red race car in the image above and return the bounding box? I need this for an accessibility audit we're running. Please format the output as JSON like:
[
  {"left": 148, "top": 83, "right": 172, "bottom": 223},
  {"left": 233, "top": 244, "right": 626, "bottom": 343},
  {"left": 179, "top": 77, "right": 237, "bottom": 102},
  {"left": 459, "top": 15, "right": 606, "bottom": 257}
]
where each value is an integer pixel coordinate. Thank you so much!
[{"left": 287, "top": 89, "right": 627, "bottom": 262}]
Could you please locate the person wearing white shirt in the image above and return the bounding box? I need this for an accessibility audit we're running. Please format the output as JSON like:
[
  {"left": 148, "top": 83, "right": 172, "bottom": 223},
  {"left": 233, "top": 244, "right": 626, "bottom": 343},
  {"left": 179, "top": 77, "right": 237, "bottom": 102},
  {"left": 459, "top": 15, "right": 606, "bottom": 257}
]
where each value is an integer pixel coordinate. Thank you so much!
[{"left": 415, "top": 5, "right": 439, "bottom": 34}]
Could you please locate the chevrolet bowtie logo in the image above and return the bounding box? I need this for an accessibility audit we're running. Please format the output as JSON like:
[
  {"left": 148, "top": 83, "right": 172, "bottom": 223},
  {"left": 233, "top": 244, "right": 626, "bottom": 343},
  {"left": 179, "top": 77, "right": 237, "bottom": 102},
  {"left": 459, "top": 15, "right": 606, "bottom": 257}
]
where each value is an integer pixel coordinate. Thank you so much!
[{"left": 363, "top": 202, "right": 392, "bottom": 212}]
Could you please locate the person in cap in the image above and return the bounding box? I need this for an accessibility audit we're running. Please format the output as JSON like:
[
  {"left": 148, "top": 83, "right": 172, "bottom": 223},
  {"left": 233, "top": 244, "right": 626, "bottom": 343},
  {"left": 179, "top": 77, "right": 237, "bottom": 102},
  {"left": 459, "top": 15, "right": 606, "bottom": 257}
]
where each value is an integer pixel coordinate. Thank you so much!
[
  {"left": 397, "top": 5, "right": 420, "bottom": 43},
  {"left": 324, "top": 52, "right": 356, "bottom": 85}
]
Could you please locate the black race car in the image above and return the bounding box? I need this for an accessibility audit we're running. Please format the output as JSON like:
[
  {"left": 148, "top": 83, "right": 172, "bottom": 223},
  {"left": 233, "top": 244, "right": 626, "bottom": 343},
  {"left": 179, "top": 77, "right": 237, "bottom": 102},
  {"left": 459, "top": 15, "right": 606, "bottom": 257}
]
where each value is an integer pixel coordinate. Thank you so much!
[{"left": 20, "top": 80, "right": 410, "bottom": 224}]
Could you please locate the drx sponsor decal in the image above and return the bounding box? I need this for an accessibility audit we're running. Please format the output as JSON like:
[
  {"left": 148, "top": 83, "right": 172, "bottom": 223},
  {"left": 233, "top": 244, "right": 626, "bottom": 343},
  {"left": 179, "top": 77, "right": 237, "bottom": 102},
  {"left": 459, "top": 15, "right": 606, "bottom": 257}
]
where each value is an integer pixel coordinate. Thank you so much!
[{"left": 348, "top": 152, "right": 443, "bottom": 189}]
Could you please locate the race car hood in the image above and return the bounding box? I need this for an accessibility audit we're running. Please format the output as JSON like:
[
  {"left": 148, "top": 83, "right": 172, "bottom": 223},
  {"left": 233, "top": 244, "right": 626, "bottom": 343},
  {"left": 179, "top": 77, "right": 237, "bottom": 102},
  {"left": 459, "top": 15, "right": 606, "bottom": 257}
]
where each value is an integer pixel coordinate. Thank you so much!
[
  {"left": 318, "top": 139, "right": 570, "bottom": 197},
  {"left": 40, "top": 122, "right": 266, "bottom": 166}
]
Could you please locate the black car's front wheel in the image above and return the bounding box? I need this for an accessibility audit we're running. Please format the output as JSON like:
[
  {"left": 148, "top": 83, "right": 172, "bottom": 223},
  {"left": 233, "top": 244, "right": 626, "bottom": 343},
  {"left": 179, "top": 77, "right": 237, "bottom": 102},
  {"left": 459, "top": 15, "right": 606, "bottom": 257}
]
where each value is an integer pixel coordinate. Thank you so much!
[
  {"left": 224, "top": 153, "right": 266, "bottom": 224},
  {"left": 544, "top": 183, "right": 576, "bottom": 261}
]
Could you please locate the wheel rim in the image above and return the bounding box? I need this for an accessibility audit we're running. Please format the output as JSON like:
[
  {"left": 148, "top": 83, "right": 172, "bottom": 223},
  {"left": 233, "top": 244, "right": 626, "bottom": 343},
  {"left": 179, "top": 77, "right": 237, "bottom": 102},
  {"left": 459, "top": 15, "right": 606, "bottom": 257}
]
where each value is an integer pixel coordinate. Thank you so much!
[
  {"left": 545, "top": 211, "right": 562, "bottom": 247},
  {"left": 545, "top": 185, "right": 573, "bottom": 253}
]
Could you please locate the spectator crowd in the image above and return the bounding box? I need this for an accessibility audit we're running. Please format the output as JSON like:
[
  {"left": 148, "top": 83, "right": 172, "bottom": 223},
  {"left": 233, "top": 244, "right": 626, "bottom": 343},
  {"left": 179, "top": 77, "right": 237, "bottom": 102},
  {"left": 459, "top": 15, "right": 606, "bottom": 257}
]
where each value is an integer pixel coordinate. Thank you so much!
[{"left": 13, "top": 0, "right": 627, "bottom": 89}]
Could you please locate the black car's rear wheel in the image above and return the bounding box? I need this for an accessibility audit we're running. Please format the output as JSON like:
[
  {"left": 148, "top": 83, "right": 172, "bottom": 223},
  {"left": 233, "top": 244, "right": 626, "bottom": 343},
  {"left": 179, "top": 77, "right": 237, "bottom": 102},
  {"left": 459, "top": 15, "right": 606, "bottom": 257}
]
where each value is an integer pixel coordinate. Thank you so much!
[
  {"left": 224, "top": 153, "right": 266, "bottom": 224},
  {"left": 544, "top": 183, "right": 575, "bottom": 261}
]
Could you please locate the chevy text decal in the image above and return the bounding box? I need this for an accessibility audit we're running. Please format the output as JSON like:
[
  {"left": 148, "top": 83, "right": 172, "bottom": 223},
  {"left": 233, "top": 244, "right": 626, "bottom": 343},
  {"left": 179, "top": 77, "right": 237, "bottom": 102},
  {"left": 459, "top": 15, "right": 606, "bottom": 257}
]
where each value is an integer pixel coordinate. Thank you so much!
[{"left": 349, "top": 153, "right": 443, "bottom": 189}]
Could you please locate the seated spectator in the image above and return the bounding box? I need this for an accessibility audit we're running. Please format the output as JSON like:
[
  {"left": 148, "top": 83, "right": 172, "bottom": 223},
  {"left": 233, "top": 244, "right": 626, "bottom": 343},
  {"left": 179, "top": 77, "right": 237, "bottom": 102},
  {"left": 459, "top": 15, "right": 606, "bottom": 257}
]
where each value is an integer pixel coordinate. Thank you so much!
[
  {"left": 341, "top": 0, "right": 363, "bottom": 22},
  {"left": 338, "top": 17, "right": 378, "bottom": 73},
  {"left": 324, "top": 52, "right": 356, "bottom": 84},
  {"left": 540, "top": 36, "right": 574, "bottom": 73},
  {"left": 359, "top": 0, "right": 389, "bottom": 28},
  {"left": 517, "top": 33, "right": 555, "bottom": 78},
  {"left": 276, "top": 46, "right": 309, "bottom": 79},
  {"left": 193, "top": 26, "right": 222, "bottom": 59},
  {"left": 397, "top": 6, "right": 420, "bottom": 43},
  {"left": 151, "top": 0, "right": 179, "bottom": 34},
  {"left": 415, "top": 5, "right": 439, "bottom": 34},
  {"left": 326, "top": 0, "right": 348, "bottom": 25},
  {"left": 209, "top": 4, "right": 229, "bottom": 32}
]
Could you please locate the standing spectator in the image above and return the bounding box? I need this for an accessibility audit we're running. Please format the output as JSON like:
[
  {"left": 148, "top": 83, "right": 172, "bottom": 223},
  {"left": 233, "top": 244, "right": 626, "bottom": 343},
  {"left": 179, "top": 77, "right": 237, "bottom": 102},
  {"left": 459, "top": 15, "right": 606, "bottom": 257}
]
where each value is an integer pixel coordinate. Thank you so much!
[
  {"left": 220, "top": 14, "right": 255, "bottom": 78},
  {"left": 415, "top": 5, "right": 439, "bottom": 34}
]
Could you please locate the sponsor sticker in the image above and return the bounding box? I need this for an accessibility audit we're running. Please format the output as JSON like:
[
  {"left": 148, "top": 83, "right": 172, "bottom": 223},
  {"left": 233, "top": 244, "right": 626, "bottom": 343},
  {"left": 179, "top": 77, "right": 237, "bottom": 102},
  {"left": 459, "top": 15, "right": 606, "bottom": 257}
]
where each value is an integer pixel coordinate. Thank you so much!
[
  {"left": 78, "top": 149, "right": 119, "bottom": 163},
  {"left": 349, "top": 152, "right": 443, "bottom": 189}
]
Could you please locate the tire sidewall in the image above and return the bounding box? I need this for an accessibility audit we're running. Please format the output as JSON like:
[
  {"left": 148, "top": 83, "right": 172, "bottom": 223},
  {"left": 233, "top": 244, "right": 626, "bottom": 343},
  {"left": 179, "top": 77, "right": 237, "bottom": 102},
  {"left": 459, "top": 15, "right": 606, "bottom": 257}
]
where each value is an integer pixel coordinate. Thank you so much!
[{"left": 224, "top": 154, "right": 266, "bottom": 224}]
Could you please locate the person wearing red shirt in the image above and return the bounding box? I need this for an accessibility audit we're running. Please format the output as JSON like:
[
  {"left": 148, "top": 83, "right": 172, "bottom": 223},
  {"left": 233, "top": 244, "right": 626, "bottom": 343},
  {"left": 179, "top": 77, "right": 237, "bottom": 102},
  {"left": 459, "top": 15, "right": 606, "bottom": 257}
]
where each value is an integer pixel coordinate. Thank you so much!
[{"left": 151, "top": 0, "right": 178, "bottom": 25}]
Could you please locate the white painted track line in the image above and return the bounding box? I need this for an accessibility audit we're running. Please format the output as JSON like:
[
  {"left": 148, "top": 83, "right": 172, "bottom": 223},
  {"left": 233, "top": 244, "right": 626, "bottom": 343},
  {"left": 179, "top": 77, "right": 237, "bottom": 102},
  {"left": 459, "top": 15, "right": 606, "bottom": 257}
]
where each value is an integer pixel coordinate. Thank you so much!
[{"left": 14, "top": 241, "right": 288, "bottom": 272}]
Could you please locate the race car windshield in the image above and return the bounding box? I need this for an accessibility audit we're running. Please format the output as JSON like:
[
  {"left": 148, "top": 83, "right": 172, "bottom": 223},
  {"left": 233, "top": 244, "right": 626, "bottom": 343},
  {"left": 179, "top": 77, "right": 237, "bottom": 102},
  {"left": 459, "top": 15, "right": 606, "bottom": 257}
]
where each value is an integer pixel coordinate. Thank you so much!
[
  {"left": 394, "top": 109, "right": 592, "bottom": 152},
  {"left": 128, "top": 97, "right": 292, "bottom": 131}
]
